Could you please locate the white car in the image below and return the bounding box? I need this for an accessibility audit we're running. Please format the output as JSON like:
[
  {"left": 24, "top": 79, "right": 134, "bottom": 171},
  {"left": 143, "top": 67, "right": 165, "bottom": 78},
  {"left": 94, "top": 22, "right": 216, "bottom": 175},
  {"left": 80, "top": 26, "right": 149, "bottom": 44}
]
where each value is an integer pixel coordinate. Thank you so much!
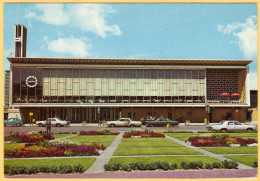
[
  {"left": 106, "top": 118, "right": 142, "bottom": 127},
  {"left": 36, "top": 118, "right": 70, "bottom": 127},
  {"left": 206, "top": 120, "right": 256, "bottom": 132}
]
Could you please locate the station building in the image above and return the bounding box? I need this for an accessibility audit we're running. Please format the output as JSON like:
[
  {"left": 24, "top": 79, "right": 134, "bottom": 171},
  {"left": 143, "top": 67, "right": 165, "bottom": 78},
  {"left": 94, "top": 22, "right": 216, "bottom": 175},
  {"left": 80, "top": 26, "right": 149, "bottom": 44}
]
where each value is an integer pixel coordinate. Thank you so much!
[
  {"left": 8, "top": 57, "right": 252, "bottom": 123},
  {"left": 7, "top": 24, "right": 253, "bottom": 123}
]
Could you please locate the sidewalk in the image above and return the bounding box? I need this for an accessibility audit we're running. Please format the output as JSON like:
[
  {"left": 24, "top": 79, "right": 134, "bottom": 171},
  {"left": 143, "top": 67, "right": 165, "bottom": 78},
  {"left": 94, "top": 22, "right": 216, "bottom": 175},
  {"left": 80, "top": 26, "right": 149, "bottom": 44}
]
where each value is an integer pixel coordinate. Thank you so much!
[{"left": 6, "top": 169, "right": 257, "bottom": 179}]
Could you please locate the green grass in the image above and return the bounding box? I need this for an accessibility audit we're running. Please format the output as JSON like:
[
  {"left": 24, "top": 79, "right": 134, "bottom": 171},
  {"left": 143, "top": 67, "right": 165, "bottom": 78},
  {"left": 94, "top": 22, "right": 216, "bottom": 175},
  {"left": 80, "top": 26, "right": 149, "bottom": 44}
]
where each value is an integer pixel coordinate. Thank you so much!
[
  {"left": 109, "top": 156, "right": 221, "bottom": 168},
  {"left": 4, "top": 158, "right": 96, "bottom": 171},
  {"left": 121, "top": 138, "right": 173, "bottom": 142},
  {"left": 118, "top": 141, "right": 184, "bottom": 147},
  {"left": 53, "top": 134, "right": 75, "bottom": 139},
  {"left": 225, "top": 155, "right": 258, "bottom": 167},
  {"left": 4, "top": 143, "right": 24, "bottom": 149},
  {"left": 67, "top": 135, "right": 116, "bottom": 143},
  {"left": 113, "top": 147, "right": 203, "bottom": 156},
  {"left": 165, "top": 133, "right": 200, "bottom": 141},
  {"left": 202, "top": 147, "right": 258, "bottom": 154}
]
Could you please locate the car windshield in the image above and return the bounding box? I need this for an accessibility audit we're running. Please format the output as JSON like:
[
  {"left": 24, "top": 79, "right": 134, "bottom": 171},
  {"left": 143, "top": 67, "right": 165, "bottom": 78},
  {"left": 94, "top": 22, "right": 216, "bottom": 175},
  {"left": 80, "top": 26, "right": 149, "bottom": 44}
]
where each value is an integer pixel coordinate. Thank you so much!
[
  {"left": 56, "top": 118, "right": 63, "bottom": 121},
  {"left": 218, "top": 121, "right": 225, "bottom": 125}
]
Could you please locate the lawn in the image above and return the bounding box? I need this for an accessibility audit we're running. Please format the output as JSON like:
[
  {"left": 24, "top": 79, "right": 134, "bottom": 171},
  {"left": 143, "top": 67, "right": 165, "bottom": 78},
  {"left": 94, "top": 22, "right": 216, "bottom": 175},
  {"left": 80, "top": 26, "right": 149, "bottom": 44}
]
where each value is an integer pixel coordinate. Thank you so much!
[
  {"left": 53, "top": 133, "right": 75, "bottom": 139},
  {"left": 225, "top": 155, "right": 258, "bottom": 167},
  {"left": 118, "top": 141, "right": 184, "bottom": 147},
  {"left": 109, "top": 156, "right": 221, "bottom": 168},
  {"left": 165, "top": 133, "right": 200, "bottom": 141},
  {"left": 121, "top": 138, "right": 173, "bottom": 142},
  {"left": 67, "top": 135, "right": 116, "bottom": 143},
  {"left": 4, "top": 158, "right": 96, "bottom": 171},
  {"left": 202, "top": 147, "right": 258, "bottom": 154},
  {"left": 113, "top": 147, "right": 203, "bottom": 156},
  {"left": 4, "top": 143, "right": 24, "bottom": 149}
]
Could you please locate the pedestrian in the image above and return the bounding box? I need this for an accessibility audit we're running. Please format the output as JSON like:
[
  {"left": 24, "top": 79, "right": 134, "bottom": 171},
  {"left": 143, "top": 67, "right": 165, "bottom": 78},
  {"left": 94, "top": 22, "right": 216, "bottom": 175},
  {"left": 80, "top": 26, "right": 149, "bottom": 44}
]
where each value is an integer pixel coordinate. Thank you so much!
[{"left": 46, "top": 118, "right": 51, "bottom": 134}]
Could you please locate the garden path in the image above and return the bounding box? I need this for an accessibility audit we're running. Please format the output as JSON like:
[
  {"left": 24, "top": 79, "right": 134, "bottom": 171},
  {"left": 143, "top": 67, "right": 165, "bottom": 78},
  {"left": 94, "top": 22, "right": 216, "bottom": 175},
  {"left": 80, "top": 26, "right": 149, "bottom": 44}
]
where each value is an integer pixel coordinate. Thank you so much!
[
  {"left": 165, "top": 135, "right": 253, "bottom": 169},
  {"left": 49, "top": 134, "right": 78, "bottom": 142},
  {"left": 84, "top": 133, "right": 123, "bottom": 173}
]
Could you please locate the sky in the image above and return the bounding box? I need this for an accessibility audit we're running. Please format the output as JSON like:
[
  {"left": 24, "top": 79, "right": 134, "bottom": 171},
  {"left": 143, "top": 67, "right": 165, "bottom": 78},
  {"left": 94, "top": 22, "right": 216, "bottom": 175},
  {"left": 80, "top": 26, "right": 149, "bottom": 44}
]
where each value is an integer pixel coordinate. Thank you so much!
[{"left": 4, "top": 3, "right": 258, "bottom": 89}]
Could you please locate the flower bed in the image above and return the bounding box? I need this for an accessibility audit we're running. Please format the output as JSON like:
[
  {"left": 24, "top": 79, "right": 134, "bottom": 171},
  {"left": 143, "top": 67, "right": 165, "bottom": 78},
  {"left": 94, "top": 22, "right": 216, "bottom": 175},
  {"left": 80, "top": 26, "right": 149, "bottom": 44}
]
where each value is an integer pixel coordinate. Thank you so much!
[
  {"left": 79, "top": 129, "right": 120, "bottom": 135},
  {"left": 4, "top": 142, "right": 105, "bottom": 158},
  {"left": 5, "top": 132, "right": 54, "bottom": 144},
  {"left": 187, "top": 134, "right": 257, "bottom": 147},
  {"left": 123, "top": 130, "right": 165, "bottom": 138}
]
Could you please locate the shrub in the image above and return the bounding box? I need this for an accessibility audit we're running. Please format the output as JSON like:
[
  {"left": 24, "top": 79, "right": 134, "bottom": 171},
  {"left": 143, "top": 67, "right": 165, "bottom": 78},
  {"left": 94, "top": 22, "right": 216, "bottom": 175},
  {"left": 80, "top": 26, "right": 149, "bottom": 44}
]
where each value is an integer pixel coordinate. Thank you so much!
[
  {"left": 205, "top": 163, "right": 213, "bottom": 170},
  {"left": 128, "top": 162, "right": 137, "bottom": 170},
  {"left": 253, "top": 160, "right": 258, "bottom": 168},
  {"left": 16, "top": 166, "right": 27, "bottom": 174},
  {"left": 170, "top": 163, "right": 177, "bottom": 170},
  {"left": 73, "top": 164, "right": 84, "bottom": 173},
  {"left": 121, "top": 164, "right": 131, "bottom": 172},
  {"left": 104, "top": 164, "right": 113, "bottom": 171},
  {"left": 4, "top": 165, "right": 10, "bottom": 174},
  {"left": 212, "top": 162, "right": 221, "bottom": 169},
  {"left": 146, "top": 162, "right": 157, "bottom": 170},
  {"left": 154, "top": 161, "right": 162, "bottom": 169},
  {"left": 50, "top": 166, "right": 59, "bottom": 173},
  {"left": 38, "top": 165, "right": 51, "bottom": 173},
  {"left": 136, "top": 162, "right": 146, "bottom": 170},
  {"left": 222, "top": 160, "right": 238, "bottom": 169},
  {"left": 188, "top": 161, "right": 203, "bottom": 169},
  {"left": 111, "top": 162, "right": 121, "bottom": 171},
  {"left": 160, "top": 162, "right": 170, "bottom": 170},
  {"left": 59, "top": 165, "right": 73, "bottom": 174},
  {"left": 26, "top": 166, "right": 39, "bottom": 175},
  {"left": 180, "top": 161, "right": 189, "bottom": 170}
]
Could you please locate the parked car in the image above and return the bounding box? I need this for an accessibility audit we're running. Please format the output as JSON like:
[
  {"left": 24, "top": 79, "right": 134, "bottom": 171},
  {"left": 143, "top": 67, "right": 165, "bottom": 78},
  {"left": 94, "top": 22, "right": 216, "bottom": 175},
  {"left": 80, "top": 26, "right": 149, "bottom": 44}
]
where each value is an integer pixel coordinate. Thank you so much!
[
  {"left": 206, "top": 120, "right": 257, "bottom": 132},
  {"left": 140, "top": 117, "right": 155, "bottom": 125},
  {"left": 106, "top": 118, "right": 142, "bottom": 127},
  {"left": 145, "top": 118, "right": 179, "bottom": 127},
  {"left": 36, "top": 118, "right": 70, "bottom": 127},
  {"left": 4, "top": 118, "right": 24, "bottom": 127}
]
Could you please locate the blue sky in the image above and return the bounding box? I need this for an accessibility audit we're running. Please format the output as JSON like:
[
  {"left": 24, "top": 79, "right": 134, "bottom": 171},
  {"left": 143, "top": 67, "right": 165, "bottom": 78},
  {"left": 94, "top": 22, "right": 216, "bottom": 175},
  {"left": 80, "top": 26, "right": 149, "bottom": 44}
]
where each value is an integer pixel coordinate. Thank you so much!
[{"left": 4, "top": 3, "right": 258, "bottom": 89}]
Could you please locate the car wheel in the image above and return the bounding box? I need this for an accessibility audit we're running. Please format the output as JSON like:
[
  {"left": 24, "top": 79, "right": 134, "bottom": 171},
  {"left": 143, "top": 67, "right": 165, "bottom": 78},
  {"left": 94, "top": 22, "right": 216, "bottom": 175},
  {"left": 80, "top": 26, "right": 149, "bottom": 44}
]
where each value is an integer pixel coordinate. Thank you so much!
[
  {"left": 150, "top": 124, "right": 154, "bottom": 127},
  {"left": 110, "top": 124, "right": 115, "bottom": 127},
  {"left": 220, "top": 128, "right": 227, "bottom": 132},
  {"left": 130, "top": 124, "right": 135, "bottom": 127},
  {"left": 39, "top": 123, "right": 43, "bottom": 127},
  {"left": 246, "top": 128, "right": 253, "bottom": 132},
  {"left": 56, "top": 124, "right": 61, "bottom": 127},
  {"left": 145, "top": 123, "right": 149, "bottom": 127},
  {"left": 16, "top": 123, "right": 21, "bottom": 126}
]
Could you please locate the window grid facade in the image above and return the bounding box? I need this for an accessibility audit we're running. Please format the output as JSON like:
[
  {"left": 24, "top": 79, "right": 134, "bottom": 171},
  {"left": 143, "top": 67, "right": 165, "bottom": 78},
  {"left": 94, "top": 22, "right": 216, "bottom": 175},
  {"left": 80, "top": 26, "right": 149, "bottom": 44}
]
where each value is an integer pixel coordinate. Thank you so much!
[{"left": 12, "top": 67, "right": 206, "bottom": 104}]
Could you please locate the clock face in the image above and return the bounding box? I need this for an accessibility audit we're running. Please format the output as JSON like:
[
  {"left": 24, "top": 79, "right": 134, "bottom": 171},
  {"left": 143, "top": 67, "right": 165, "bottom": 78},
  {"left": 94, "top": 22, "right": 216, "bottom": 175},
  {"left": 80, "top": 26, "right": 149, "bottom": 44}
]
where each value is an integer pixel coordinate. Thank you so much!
[{"left": 26, "top": 76, "right": 38, "bottom": 88}]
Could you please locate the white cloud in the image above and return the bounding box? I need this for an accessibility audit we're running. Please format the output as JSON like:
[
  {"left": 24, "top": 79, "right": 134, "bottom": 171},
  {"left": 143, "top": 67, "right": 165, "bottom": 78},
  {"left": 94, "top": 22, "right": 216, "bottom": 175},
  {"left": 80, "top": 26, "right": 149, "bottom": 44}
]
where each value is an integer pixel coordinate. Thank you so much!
[
  {"left": 47, "top": 36, "right": 92, "bottom": 57},
  {"left": 248, "top": 72, "right": 258, "bottom": 90},
  {"left": 26, "top": 4, "right": 121, "bottom": 38},
  {"left": 26, "top": 4, "right": 70, "bottom": 25},
  {"left": 217, "top": 16, "right": 257, "bottom": 59}
]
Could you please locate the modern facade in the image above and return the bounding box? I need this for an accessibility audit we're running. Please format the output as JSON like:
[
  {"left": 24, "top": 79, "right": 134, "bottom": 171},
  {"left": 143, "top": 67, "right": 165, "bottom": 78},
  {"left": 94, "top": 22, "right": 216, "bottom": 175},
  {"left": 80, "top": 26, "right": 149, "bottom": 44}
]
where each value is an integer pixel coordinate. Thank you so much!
[{"left": 7, "top": 57, "right": 252, "bottom": 123}]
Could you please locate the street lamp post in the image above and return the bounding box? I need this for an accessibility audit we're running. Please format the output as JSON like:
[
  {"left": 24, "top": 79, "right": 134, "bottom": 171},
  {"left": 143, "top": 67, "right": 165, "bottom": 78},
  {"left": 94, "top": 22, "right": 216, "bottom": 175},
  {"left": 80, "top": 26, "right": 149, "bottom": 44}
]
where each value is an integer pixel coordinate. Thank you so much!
[{"left": 236, "top": 110, "right": 238, "bottom": 121}]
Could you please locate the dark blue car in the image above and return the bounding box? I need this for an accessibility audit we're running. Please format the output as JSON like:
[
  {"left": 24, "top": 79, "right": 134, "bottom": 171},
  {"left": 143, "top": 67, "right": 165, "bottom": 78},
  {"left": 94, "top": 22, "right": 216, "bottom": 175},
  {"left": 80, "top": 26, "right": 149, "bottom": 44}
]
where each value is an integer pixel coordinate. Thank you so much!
[{"left": 4, "top": 118, "right": 24, "bottom": 127}]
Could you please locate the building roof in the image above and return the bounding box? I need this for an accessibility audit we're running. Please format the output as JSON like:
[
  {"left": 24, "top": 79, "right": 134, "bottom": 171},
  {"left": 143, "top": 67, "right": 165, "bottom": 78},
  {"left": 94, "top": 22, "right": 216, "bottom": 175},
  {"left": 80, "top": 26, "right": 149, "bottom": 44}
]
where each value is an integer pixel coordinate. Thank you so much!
[{"left": 7, "top": 57, "right": 253, "bottom": 66}]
